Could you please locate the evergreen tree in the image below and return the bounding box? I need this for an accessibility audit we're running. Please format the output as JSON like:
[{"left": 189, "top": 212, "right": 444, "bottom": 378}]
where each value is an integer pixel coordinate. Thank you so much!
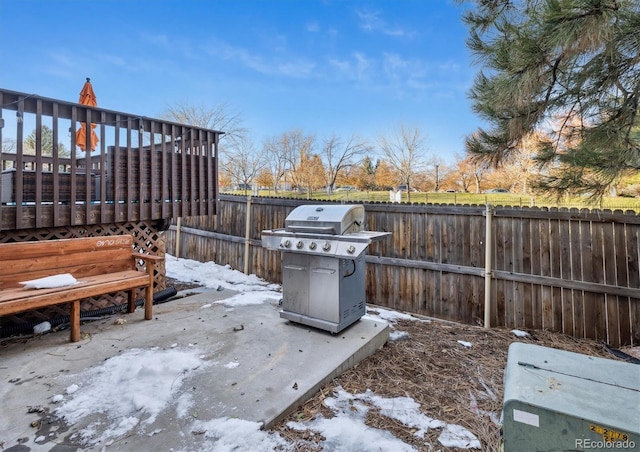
[
  {"left": 460, "top": 0, "right": 640, "bottom": 198},
  {"left": 360, "top": 156, "right": 378, "bottom": 191},
  {"left": 24, "top": 125, "right": 69, "bottom": 157}
]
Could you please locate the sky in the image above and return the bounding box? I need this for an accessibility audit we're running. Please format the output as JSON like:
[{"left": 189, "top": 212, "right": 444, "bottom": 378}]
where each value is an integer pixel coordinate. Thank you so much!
[
  {"left": 37, "top": 254, "right": 489, "bottom": 450},
  {"left": 0, "top": 0, "right": 478, "bottom": 165}
]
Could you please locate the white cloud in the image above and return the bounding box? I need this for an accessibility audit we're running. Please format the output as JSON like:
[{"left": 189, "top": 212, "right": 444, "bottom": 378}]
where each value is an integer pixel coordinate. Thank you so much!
[
  {"left": 139, "top": 32, "right": 170, "bottom": 47},
  {"left": 383, "top": 52, "right": 409, "bottom": 74},
  {"left": 356, "top": 9, "right": 414, "bottom": 38},
  {"left": 328, "top": 52, "right": 373, "bottom": 83},
  {"left": 353, "top": 52, "right": 372, "bottom": 81},
  {"left": 202, "top": 38, "right": 317, "bottom": 79},
  {"left": 49, "top": 51, "right": 75, "bottom": 68},
  {"left": 438, "top": 60, "right": 461, "bottom": 72},
  {"left": 43, "top": 51, "right": 82, "bottom": 80},
  {"left": 277, "top": 59, "right": 317, "bottom": 77},
  {"left": 357, "top": 9, "right": 384, "bottom": 32},
  {"left": 328, "top": 58, "right": 351, "bottom": 74},
  {"left": 98, "top": 53, "right": 127, "bottom": 67}
]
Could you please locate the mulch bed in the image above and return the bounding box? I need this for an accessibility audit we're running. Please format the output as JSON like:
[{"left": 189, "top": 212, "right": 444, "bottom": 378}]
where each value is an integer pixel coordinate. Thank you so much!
[{"left": 272, "top": 310, "right": 626, "bottom": 451}]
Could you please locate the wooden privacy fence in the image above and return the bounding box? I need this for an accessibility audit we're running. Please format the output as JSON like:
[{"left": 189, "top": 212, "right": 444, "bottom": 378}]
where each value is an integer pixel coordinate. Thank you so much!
[{"left": 166, "top": 195, "right": 640, "bottom": 347}]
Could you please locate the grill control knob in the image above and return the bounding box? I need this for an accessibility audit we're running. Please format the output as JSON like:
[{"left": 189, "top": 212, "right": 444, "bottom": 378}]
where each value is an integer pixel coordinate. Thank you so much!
[
  {"left": 296, "top": 240, "right": 304, "bottom": 249},
  {"left": 347, "top": 245, "right": 356, "bottom": 254},
  {"left": 283, "top": 240, "right": 291, "bottom": 248},
  {"left": 309, "top": 241, "right": 317, "bottom": 250},
  {"left": 322, "top": 242, "right": 331, "bottom": 251}
]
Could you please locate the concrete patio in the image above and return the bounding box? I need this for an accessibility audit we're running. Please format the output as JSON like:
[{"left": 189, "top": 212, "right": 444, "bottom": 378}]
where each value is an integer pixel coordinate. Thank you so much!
[{"left": 0, "top": 288, "right": 389, "bottom": 451}]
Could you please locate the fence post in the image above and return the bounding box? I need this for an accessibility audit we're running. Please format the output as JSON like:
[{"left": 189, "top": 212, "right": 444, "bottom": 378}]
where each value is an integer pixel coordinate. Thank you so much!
[
  {"left": 483, "top": 204, "right": 494, "bottom": 328},
  {"left": 244, "top": 195, "right": 252, "bottom": 274},
  {"left": 175, "top": 217, "right": 182, "bottom": 258}
]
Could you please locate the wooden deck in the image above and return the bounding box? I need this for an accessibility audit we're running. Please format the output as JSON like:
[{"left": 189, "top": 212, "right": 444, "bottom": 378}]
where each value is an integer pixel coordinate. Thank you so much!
[{"left": 0, "top": 88, "right": 222, "bottom": 230}]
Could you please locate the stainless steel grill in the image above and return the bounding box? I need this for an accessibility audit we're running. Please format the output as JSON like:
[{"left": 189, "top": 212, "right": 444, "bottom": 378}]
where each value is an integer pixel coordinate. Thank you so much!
[{"left": 262, "top": 204, "right": 390, "bottom": 333}]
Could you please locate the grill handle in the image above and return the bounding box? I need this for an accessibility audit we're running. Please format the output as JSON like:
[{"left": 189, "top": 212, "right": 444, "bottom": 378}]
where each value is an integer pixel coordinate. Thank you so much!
[{"left": 285, "top": 225, "right": 337, "bottom": 234}]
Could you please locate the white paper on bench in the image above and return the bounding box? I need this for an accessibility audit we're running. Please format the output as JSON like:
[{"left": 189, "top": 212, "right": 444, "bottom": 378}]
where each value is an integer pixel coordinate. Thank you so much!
[{"left": 20, "top": 273, "right": 78, "bottom": 289}]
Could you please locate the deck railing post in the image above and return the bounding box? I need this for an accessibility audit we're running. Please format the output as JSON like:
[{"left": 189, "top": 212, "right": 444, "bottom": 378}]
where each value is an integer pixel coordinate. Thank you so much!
[{"left": 175, "top": 217, "right": 182, "bottom": 258}]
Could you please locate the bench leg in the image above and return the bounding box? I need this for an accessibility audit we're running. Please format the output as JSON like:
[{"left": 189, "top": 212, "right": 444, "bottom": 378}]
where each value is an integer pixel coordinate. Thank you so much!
[
  {"left": 127, "top": 290, "right": 136, "bottom": 314},
  {"left": 144, "top": 260, "right": 156, "bottom": 321},
  {"left": 144, "top": 285, "right": 153, "bottom": 320},
  {"left": 70, "top": 300, "right": 80, "bottom": 342}
]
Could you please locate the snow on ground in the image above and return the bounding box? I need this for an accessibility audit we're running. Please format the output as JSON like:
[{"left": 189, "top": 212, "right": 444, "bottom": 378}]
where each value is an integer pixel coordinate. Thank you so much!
[
  {"left": 288, "top": 387, "right": 481, "bottom": 450},
  {"left": 166, "top": 254, "right": 280, "bottom": 294},
  {"left": 48, "top": 256, "right": 481, "bottom": 451},
  {"left": 53, "top": 347, "right": 209, "bottom": 446},
  {"left": 167, "top": 254, "right": 282, "bottom": 306},
  {"left": 364, "top": 306, "right": 425, "bottom": 323},
  {"left": 389, "top": 330, "right": 411, "bottom": 341}
]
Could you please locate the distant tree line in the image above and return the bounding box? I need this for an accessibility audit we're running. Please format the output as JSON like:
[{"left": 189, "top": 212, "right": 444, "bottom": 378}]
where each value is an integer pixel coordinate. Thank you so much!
[{"left": 161, "top": 102, "right": 638, "bottom": 200}]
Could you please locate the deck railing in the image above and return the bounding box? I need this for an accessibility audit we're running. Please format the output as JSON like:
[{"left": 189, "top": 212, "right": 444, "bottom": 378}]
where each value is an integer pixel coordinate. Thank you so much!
[{"left": 0, "top": 88, "right": 222, "bottom": 230}]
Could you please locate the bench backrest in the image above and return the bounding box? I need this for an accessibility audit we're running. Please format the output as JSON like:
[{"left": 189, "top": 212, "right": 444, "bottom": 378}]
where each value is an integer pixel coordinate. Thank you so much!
[{"left": 0, "top": 235, "right": 137, "bottom": 289}]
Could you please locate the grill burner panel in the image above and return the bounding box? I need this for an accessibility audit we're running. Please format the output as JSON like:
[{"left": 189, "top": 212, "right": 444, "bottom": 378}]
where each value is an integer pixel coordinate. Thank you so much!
[{"left": 261, "top": 230, "right": 388, "bottom": 258}]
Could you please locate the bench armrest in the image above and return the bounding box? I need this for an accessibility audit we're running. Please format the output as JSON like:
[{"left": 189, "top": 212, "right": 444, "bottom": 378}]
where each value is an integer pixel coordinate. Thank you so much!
[
  {"left": 131, "top": 253, "right": 164, "bottom": 280},
  {"left": 132, "top": 253, "right": 164, "bottom": 263}
]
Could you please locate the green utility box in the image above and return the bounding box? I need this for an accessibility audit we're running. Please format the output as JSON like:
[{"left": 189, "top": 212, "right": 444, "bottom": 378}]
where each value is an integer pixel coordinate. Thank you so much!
[{"left": 502, "top": 343, "right": 639, "bottom": 451}]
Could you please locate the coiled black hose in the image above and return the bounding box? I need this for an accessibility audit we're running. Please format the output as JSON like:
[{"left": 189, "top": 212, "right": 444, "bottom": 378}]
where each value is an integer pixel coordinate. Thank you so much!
[{"left": 0, "top": 286, "right": 178, "bottom": 338}]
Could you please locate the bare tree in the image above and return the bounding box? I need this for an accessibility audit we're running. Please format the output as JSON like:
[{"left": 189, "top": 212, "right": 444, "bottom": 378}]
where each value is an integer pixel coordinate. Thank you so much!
[
  {"left": 496, "top": 132, "right": 541, "bottom": 194},
  {"left": 378, "top": 125, "right": 430, "bottom": 202},
  {"left": 2, "top": 138, "right": 16, "bottom": 154},
  {"left": 220, "top": 134, "right": 265, "bottom": 196},
  {"left": 262, "top": 135, "right": 289, "bottom": 194},
  {"left": 320, "top": 134, "right": 371, "bottom": 193},
  {"left": 162, "top": 101, "right": 246, "bottom": 145},
  {"left": 163, "top": 100, "right": 249, "bottom": 194},
  {"left": 289, "top": 140, "right": 320, "bottom": 194},
  {"left": 280, "top": 130, "right": 316, "bottom": 190},
  {"left": 472, "top": 160, "right": 490, "bottom": 194}
]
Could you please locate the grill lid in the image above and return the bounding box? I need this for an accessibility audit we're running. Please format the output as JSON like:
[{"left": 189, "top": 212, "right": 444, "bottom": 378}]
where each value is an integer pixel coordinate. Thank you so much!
[{"left": 284, "top": 204, "right": 364, "bottom": 235}]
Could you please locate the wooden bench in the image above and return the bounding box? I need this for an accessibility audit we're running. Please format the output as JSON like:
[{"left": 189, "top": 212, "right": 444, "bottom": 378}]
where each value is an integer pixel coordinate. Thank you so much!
[{"left": 0, "top": 235, "right": 163, "bottom": 342}]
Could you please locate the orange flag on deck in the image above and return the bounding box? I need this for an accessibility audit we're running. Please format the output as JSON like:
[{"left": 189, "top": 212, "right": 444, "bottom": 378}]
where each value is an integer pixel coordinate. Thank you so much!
[{"left": 75, "top": 78, "right": 99, "bottom": 151}]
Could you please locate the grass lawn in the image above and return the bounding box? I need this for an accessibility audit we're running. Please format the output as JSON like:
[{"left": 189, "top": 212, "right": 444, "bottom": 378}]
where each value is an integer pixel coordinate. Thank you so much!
[{"left": 225, "top": 189, "right": 640, "bottom": 212}]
